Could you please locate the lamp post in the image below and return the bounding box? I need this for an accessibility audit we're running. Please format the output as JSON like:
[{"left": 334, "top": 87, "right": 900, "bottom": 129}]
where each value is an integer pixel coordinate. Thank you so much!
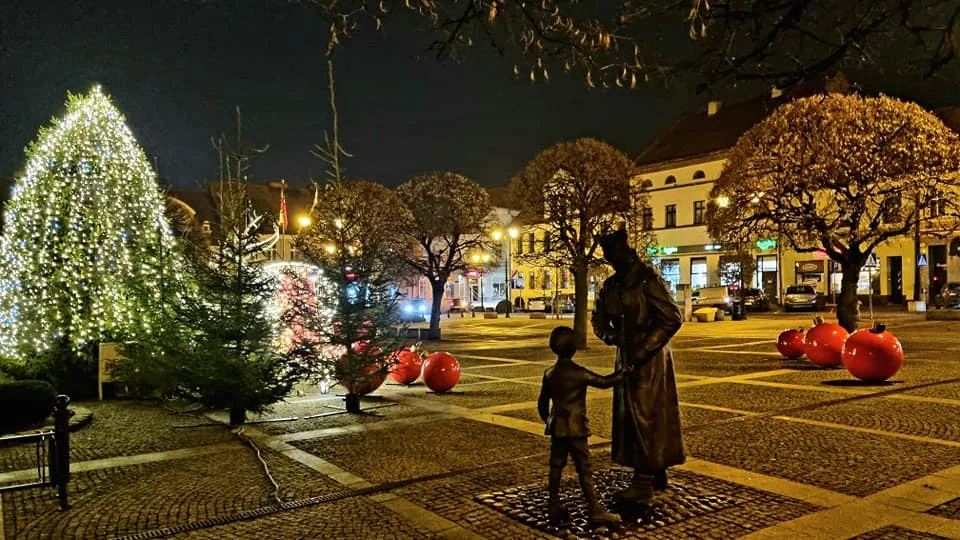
[
  {"left": 491, "top": 227, "right": 519, "bottom": 317},
  {"left": 471, "top": 253, "right": 491, "bottom": 311}
]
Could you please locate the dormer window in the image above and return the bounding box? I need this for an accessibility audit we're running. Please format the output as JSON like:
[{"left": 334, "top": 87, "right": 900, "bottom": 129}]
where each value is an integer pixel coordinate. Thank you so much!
[
  {"left": 692, "top": 170, "right": 706, "bottom": 180},
  {"left": 664, "top": 175, "right": 677, "bottom": 185}
]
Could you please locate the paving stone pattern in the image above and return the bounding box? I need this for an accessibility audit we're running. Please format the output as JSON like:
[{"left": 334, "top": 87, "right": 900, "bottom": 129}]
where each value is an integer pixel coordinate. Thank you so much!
[
  {"left": 0, "top": 401, "right": 235, "bottom": 472},
  {"left": 251, "top": 398, "right": 430, "bottom": 436},
  {"left": 476, "top": 468, "right": 739, "bottom": 539},
  {"left": 849, "top": 525, "right": 954, "bottom": 539},
  {"left": 792, "top": 398, "right": 960, "bottom": 442},
  {"left": 171, "top": 498, "right": 440, "bottom": 539},
  {"left": 676, "top": 382, "right": 843, "bottom": 414},
  {"left": 683, "top": 417, "right": 960, "bottom": 497},
  {"left": 2, "top": 447, "right": 343, "bottom": 539},
  {"left": 927, "top": 496, "right": 960, "bottom": 520},
  {"left": 292, "top": 417, "right": 550, "bottom": 485},
  {"left": 501, "top": 399, "right": 743, "bottom": 440}
]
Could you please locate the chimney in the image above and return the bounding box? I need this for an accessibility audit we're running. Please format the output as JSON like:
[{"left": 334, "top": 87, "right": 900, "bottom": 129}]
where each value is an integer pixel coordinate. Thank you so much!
[
  {"left": 771, "top": 86, "right": 783, "bottom": 99},
  {"left": 707, "top": 100, "right": 722, "bottom": 116}
]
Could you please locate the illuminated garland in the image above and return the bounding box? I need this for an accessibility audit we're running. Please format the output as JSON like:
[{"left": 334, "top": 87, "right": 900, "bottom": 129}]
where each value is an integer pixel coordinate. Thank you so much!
[{"left": 0, "top": 86, "right": 183, "bottom": 357}]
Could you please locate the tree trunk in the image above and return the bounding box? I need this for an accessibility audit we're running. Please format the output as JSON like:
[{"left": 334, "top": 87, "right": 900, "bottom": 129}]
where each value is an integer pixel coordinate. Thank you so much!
[
  {"left": 229, "top": 407, "right": 246, "bottom": 426},
  {"left": 428, "top": 279, "right": 445, "bottom": 340},
  {"left": 572, "top": 261, "right": 589, "bottom": 350},
  {"left": 837, "top": 260, "right": 862, "bottom": 333},
  {"left": 344, "top": 393, "right": 361, "bottom": 413}
]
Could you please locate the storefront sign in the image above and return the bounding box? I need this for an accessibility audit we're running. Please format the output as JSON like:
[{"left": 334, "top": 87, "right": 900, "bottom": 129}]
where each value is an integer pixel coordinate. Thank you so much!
[
  {"left": 797, "top": 260, "right": 824, "bottom": 273},
  {"left": 756, "top": 239, "right": 777, "bottom": 250}
]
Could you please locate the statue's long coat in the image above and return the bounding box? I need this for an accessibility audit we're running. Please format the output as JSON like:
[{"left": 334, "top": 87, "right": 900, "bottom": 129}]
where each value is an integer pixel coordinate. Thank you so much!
[{"left": 592, "top": 260, "right": 685, "bottom": 470}]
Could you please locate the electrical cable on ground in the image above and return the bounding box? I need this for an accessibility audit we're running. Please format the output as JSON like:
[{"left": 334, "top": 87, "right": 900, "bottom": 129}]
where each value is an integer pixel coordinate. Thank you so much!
[{"left": 235, "top": 426, "right": 282, "bottom": 506}]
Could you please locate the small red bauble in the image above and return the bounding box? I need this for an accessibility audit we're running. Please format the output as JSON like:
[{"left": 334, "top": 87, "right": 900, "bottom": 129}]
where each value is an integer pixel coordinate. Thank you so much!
[
  {"left": 337, "top": 341, "right": 386, "bottom": 395},
  {"left": 842, "top": 322, "right": 904, "bottom": 381},
  {"left": 804, "top": 317, "right": 848, "bottom": 367},
  {"left": 777, "top": 328, "right": 806, "bottom": 359},
  {"left": 422, "top": 351, "right": 461, "bottom": 393},
  {"left": 389, "top": 349, "right": 424, "bottom": 385}
]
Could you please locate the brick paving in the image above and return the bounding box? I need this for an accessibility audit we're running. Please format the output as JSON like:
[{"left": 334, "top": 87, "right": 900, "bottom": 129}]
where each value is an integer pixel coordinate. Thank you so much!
[
  {"left": 2, "top": 447, "right": 343, "bottom": 539},
  {"left": 2, "top": 314, "right": 959, "bottom": 539},
  {"left": 683, "top": 417, "right": 960, "bottom": 497},
  {"left": 0, "top": 401, "right": 235, "bottom": 472},
  {"left": 927, "top": 496, "right": 960, "bottom": 520},
  {"left": 849, "top": 525, "right": 954, "bottom": 539},
  {"left": 292, "top": 418, "right": 549, "bottom": 485}
]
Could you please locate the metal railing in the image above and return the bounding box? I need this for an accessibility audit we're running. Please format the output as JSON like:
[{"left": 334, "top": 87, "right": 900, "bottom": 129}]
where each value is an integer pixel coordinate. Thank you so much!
[{"left": 0, "top": 395, "right": 73, "bottom": 510}]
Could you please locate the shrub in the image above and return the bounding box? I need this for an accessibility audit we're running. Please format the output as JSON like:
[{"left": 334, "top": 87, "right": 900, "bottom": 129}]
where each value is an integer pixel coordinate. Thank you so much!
[
  {"left": 0, "top": 338, "right": 98, "bottom": 400},
  {"left": 0, "top": 380, "right": 57, "bottom": 433}
]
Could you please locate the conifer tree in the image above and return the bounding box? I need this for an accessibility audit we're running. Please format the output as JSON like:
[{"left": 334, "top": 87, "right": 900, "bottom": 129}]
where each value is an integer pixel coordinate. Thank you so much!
[{"left": 0, "top": 87, "right": 182, "bottom": 388}]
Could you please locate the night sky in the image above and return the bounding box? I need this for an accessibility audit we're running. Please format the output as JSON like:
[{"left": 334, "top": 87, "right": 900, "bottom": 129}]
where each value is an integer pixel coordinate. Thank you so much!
[{"left": 1, "top": 1, "right": 955, "bottom": 190}]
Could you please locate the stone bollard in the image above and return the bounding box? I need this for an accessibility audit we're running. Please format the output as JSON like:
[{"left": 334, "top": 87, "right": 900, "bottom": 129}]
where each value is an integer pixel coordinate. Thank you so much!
[{"left": 52, "top": 395, "right": 73, "bottom": 510}]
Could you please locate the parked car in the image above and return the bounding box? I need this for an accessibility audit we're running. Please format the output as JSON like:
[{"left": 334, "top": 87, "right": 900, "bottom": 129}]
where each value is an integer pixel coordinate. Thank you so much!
[
  {"left": 398, "top": 297, "right": 430, "bottom": 322},
  {"left": 547, "top": 294, "right": 575, "bottom": 313},
  {"left": 692, "top": 286, "right": 736, "bottom": 312},
  {"left": 934, "top": 283, "right": 960, "bottom": 309},
  {"left": 739, "top": 288, "right": 770, "bottom": 311},
  {"left": 783, "top": 285, "right": 818, "bottom": 311},
  {"left": 527, "top": 297, "right": 548, "bottom": 312},
  {"left": 527, "top": 294, "right": 575, "bottom": 313}
]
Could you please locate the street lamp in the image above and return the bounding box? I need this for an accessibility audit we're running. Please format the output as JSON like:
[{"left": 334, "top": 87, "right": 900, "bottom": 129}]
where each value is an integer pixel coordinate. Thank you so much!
[
  {"left": 471, "top": 252, "right": 491, "bottom": 310},
  {"left": 491, "top": 227, "right": 519, "bottom": 316},
  {"left": 297, "top": 215, "right": 312, "bottom": 229}
]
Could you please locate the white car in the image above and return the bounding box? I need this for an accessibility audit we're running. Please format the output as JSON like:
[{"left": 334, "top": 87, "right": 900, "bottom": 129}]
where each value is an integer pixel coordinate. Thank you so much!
[
  {"left": 527, "top": 297, "right": 548, "bottom": 312},
  {"left": 784, "top": 285, "right": 818, "bottom": 311}
]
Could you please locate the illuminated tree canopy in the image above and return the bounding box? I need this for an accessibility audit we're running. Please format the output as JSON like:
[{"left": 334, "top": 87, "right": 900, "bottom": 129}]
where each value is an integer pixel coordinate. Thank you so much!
[
  {"left": 0, "top": 86, "right": 182, "bottom": 358},
  {"left": 708, "top": 93, "right": 960, "bottom": 330}
]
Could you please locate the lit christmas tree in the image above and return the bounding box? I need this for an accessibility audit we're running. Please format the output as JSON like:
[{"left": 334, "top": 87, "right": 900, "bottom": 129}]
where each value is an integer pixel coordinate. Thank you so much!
[{"left": 0, "top": 86, "right": 181, "bottom": 360}]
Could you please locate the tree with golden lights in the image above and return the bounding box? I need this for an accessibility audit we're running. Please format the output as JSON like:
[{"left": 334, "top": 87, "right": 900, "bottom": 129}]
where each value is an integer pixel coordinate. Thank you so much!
[
  {"left": 510, "top": 138, "right": 641, "bottom": 349},
  {"left": 709, "top": 93, "right": 960, "bottom": 332}
]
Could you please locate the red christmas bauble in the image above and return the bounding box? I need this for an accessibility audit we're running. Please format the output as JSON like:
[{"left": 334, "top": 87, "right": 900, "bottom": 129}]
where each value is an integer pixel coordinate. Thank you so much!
[
  {"left": 777, "top": 328, "right": 806, "bottom": 359},
  {"left": 338, "top": 342, "right": 386, "bottom": 395},
  {"left": 842, "top": 323, "right": 904, "bottom": 381},
  {"left": 422, "top": 351, "right": 461, "bottom": 393},
  {"left": 804, "top": 319, "right": 848, "bottom": 367},
  {"left": 389, "top": 349, "right": 424, "bottom": 385}
]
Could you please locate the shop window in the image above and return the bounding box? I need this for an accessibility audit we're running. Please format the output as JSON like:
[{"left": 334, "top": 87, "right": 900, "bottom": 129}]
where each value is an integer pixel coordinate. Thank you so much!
[
  {"left": 660, "top": 259, "right": 680, "bottom": 293},
  {"left": 691, "top": 258, "right": 708, "bottom": 290}
]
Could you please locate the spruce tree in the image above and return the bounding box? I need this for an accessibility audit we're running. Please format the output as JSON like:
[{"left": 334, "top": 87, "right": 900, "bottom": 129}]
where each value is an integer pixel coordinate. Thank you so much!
[{"left": 0, "top": 87, "right": 182, "bottom": 386}]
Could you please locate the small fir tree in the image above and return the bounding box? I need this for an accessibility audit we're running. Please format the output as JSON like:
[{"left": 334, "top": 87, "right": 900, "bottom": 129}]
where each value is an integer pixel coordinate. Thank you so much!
[{"left": 285, "top": 60, "right": 406, "bottom": 413}]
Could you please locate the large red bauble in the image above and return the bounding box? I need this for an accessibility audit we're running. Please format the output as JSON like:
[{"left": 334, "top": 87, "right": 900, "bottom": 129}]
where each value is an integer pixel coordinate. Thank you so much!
[
  {"left": 777, "top": 328, "right": 806, "bottom": 359},
  {"left": 842, "top": 323, "right": 904, "bottom": 381},
  {"left": 338, "top": 342, "right": 386, "bottom": 395},
  {"left": 422, "top": 352, "right": 461, "bottom": 393},
  {"left": 804, "top": 320, "right": 849, "bottom": 367},
  {"left": 389, "top": 350, "right": 423, "bottom": 385}
]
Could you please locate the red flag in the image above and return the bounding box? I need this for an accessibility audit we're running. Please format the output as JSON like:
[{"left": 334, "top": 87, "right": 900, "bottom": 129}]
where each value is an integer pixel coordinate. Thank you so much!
[{"left": 278, "top": 184, "right": 288, "bottom": 232}]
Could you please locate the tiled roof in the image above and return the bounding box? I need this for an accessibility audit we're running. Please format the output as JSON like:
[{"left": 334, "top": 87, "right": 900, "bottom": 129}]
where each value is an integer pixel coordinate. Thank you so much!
[{"left": 636, "top": 74, "right": 850, "bottom": 167}]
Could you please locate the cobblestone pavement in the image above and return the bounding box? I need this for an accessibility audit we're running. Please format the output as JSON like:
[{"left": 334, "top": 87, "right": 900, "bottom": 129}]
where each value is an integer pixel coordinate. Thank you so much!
[{"left": 3, "top": 313, "right": 960, "bottom": 539}]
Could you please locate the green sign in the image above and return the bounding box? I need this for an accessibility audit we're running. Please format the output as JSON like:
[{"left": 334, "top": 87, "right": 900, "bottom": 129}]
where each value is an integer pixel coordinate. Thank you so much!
[
  {"left": 662, "top": 246, "right": 678, "bottom": 255},
  {"left": 756, "top": 239, "right": 777, "bottom": 250}
]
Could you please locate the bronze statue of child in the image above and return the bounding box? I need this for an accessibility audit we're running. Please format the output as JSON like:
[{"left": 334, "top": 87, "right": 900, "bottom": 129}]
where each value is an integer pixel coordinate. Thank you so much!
[{"left": 538, "top": 326, "right": 623, "bottom": 526}]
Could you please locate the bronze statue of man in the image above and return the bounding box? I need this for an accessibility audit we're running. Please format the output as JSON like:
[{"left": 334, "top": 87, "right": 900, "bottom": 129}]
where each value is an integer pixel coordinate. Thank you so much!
[{"left": 591, "top": 228, "right": 685, "bottom": 503}]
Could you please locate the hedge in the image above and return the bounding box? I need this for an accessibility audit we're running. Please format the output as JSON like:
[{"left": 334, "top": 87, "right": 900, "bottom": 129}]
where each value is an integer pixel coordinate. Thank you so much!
[{"left": 0, "top": 380, "right": 57, "bottom": 433}]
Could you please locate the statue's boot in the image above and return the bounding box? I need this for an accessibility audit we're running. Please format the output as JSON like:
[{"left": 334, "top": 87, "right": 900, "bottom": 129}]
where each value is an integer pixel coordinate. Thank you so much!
[
  {"left": 547, "top": 500, "right": 571, "bottom": 525},
  {"left": 547, "top": 467, "right": 570, "bottom": 524},
  {"left": 588, "top": 505, "right": 622, "bottom": 527},
  {"left": 613, "top": 472, "right": 653, "bottom": 503},
  {"left": 653, "top": 468, "right": 668, "bottom": 491}
]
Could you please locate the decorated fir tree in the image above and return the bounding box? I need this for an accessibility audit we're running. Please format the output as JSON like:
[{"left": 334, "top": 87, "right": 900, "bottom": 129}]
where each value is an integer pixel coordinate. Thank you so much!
[{"left": 0, "top": 86, "right": 182, "bottom": 390}]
